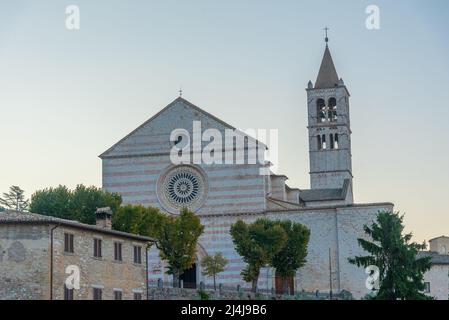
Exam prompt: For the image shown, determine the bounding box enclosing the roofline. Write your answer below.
[428,236,449,242]
[271,174,289,180]
[196,202,395,218]
[99,97,267,159]
[285,184,300,192]
[0,216,154,242]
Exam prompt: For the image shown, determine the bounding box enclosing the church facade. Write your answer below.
[100,44,393,298]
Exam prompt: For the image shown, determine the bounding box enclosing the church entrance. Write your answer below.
[180,264,197,289]
[274,273,294,295]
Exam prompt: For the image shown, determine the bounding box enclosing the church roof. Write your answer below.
[99,97,267,159]
[299,179,350,202]
[314,45,339,89]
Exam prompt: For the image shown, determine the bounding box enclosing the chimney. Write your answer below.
[95,207,113,230]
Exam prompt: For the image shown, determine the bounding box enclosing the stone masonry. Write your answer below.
[0,210,153,300]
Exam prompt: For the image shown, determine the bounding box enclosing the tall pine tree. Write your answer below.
[349,211,432,300]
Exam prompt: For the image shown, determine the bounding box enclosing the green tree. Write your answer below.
[154,207,204,287]
[30,184,122,224]
[70,185,121,224]
[201,253,228,290]
[271,220,310,294]
[112,204,165,237]
[0,186,29,211]
[0,206,5,212]
[348,211,432,300]
[29,185,72,219]
[230,219,287,292]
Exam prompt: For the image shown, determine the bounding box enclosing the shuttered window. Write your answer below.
[64,233,74,253]
[133,246,142,264]
[93,238,102,258]
[114,242,122,261]
[93,288,102,300]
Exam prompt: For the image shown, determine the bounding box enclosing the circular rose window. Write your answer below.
[157,165,208,214]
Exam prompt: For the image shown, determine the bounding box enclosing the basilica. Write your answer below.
[99,42,393,298]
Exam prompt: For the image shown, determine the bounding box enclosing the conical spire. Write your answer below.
[314,45,339,89]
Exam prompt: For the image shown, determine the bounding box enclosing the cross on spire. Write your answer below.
[324,26,329,46]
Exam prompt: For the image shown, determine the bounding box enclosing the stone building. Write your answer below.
[419,236,449,300]
[0,208,153,300]
[100,40,394,298]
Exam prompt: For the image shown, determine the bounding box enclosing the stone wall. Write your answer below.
[0,224,51,300]
[148,287,246,300]
[0,223,148,300]
[51,226,148,300]
[424,265,449,300]
[148,202,394,300]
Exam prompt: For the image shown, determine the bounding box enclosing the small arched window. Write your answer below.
[334,133,339,149]
[321,134,327,149]
[317,135,322,150]
[328,97,337,122]
[317,99,326,123]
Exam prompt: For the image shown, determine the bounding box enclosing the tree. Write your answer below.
[230,219,287,292]
[70,185,122,224]
[154,207,204,287]
[113,205,205,287]
[112,204,165,237]
[29,184,122,224]
[202,253,228,290]
[348,211,432,300]
[29,185,72,219]
[271,220,310,294]
[0,206,5,212]
[0,186,29,211]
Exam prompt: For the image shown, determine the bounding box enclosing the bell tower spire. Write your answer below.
[306,36,354,204]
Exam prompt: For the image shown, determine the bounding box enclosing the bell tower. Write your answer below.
[306,34,353,203]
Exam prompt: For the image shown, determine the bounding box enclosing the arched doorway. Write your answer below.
[180,264,197,289]
[274,272,294,295]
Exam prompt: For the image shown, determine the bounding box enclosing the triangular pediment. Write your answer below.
[100,97,263,159]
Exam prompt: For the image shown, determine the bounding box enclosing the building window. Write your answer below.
[317,99,326,123]
[321,135,327,150]
[114,290,123,300]
[133,292,142,300]
[424,282,430,293]
[64,233,74,253]
[93,238,102,258]
[93,288,102,300]
[134,245,142,264]
[114,242,122,261]
[334,133,339,149]
[328,97,337,122]
[330,134,335,149]
[64,284,74,300]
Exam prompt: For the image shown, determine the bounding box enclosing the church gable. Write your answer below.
[100,97,240,159]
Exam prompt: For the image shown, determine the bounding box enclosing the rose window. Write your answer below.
[157,165,207,213]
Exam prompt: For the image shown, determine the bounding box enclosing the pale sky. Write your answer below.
[0,0,448,243]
